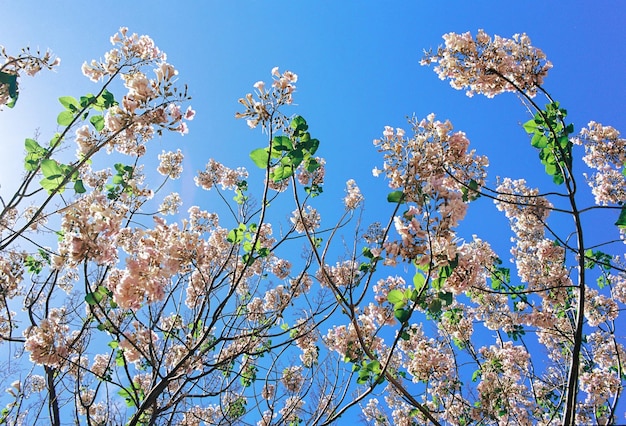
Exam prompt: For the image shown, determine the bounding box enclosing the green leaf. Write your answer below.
[96,90,117,110]
[462,179,481,202]
[74,179,86,194]
[305,157,320,173]
[0,71,18,107]
[85,292,102,305]
[115,350,126,367]
[428,298,442,315]
[616,205,626,228]
[439,291,453,307]
[40,159,64,179]
[304,138,320,156]
[117,388,137,407]
[24,138,47,171]
[557,135,570,149]
[57,110,75,126]
[227,228,243,243]
[80,94,97,108]
[290,116,308,133]
[551,172,564,185]
[250,148,270,169]
[272,135,293,151]
[394,308,410,323]
[387,289,405,306]
[90,115,105,132]
[25,138,42,153]
[59,96,80,112]
[287,148,304,168]
[49,133,62,148]
[24,255,43,274]
[413,271,425,291]
[522,119,538,134]
[271,165,294,182]
[387,191,404,203]
[362,247,373,259]
[531,132,547,149]
[40,174,66,190]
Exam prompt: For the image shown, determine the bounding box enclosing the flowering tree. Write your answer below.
[0,28,625,425]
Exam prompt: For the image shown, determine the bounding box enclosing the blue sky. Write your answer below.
[1,0,626,421]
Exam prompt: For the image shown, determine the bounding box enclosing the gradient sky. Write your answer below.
[1,0,626,420]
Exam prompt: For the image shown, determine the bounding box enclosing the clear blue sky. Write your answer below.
[1,1,626,420]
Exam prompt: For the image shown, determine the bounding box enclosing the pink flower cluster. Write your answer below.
[159,192,182,216]
[292,318,319,367]
[573,121,626,205]
[397,324,454,383]
[80,28,194,157]
[343,179,363,210]
[316,260,360,287]
[281,366,304,392]
[81,27,165,82]
[235,67,298,130]
[119,321,159,366]
[0,250,23,298]
[57,191,128,267]
[0,45,60,108]
[279,396,305,423]
[296,157,325,186]
[473,342,533,422]
[494,178,569,296]
[290,206,321,234]
[107,215,210,310]
[324,305,389,362]
[373,115,488,265]
[444,236,495,294]
[24,308,72,367]
[195,159,248,191]
[421,30,552,98]
[584,288,619,327]
[157,149,185,179]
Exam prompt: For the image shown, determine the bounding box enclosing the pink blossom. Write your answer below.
[422,30,552,98]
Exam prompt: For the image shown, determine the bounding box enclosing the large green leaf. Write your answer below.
[287,148,304,168]
[394,308,410,323]
[387,191,404,203]
[522,118,539,134]
[40,176,65,194]
[90,115,105,132]
[413,271,425,291]
[290,115,308,133]
[59,96,80,112]
[272,135,293,151]
[271,165,294,182]
[531,132,547,148]
[57,110,75,126]
[249,148,270,169]
[387,289,405,306]
[40,159,64,179]
[24,138,47,171]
